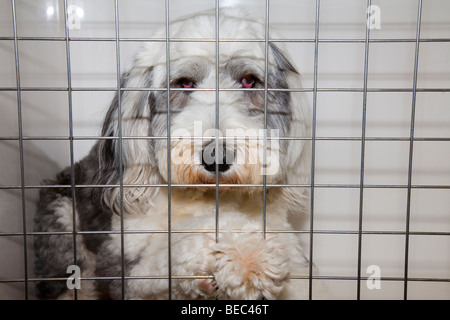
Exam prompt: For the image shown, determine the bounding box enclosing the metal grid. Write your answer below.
[0,0,449,300]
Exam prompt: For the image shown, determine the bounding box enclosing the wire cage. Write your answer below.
[0,0,449,300]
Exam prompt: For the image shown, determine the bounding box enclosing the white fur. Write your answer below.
[109,9,312,299]
[51,9,320,300]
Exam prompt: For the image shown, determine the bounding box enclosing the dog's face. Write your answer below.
[97,10,310,213]
[152,46,287,186]
[147,12,302,187]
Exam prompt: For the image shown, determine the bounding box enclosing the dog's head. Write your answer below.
[95,9,310,215]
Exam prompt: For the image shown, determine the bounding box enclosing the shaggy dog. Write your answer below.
[34,8,312,300]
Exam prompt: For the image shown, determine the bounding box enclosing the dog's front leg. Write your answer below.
[123,231,292,300]
[212,233,290,300]
[104,231,217,300]
[170,232,218,299]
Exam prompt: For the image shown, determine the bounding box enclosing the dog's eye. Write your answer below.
[241,74,256,88]
[180,78,194,89]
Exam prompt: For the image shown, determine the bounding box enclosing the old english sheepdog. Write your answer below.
[34,9,313,300]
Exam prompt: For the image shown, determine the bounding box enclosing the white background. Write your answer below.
[0,0,449,299]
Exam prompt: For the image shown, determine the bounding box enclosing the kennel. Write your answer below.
[0,0,449,300]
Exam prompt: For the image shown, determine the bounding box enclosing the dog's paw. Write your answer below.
[197,277,218,296]
[212,235,290,300]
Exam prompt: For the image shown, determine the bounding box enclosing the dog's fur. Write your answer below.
[34,9,312,300]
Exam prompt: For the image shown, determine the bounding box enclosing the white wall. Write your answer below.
[0,0,449,299]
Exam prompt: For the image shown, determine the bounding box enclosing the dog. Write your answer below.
[34,8,312,300]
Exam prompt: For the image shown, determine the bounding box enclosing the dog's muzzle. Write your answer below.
[201,141,235,173]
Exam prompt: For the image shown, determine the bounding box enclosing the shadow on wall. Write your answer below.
[0,139,62,299]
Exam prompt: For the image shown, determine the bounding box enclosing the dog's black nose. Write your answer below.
[201,144,232,173]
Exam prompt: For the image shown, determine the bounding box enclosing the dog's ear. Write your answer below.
[269,43,298,74]
[94,65,160,215]
[269,43,311,215]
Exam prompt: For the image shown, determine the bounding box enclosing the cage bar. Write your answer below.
[404,0,423,301]
[356,0,372,300]
[112,0,126,300]
[308,0,320,301]
[10,0,29,300]
[0,0,448,301]
[164,0,173,300]
[215,0,220,244]
[62,0,78,301]
[1,36,449,44]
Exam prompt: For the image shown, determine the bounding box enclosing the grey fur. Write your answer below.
[34,33,300,301]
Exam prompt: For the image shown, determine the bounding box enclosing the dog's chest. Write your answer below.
[120,189,284,232]
[170,190,263,220]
